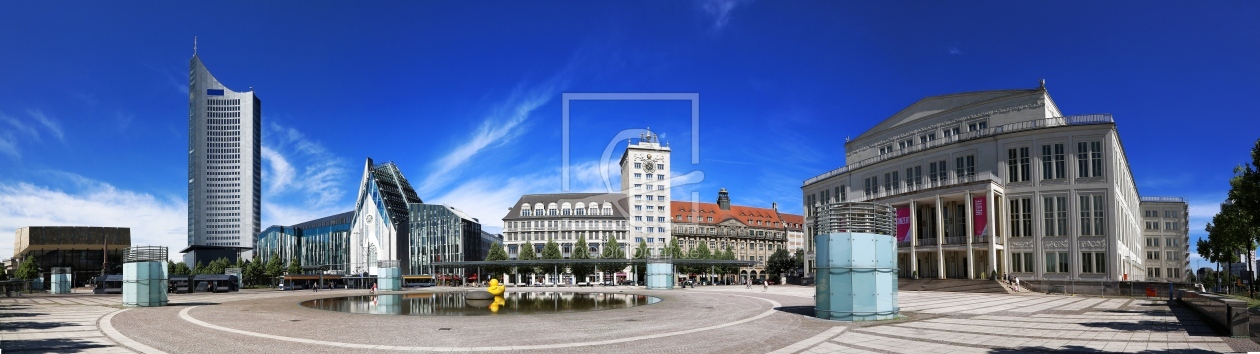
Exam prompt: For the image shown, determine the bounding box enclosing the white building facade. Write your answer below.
[501,193,630,284]
[621,130,672,257]
[1140,197,1190,283]
[348,158,423,276]
[803,86,1146,282]
[186,54,261,257]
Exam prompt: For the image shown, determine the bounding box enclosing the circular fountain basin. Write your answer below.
[300,291,662,316]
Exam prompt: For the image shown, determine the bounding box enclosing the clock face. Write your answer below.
[644,161,655,173]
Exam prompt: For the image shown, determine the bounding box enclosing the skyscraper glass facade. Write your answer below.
[256,212,352,272]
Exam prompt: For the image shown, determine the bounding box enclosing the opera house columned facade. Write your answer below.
[803,84,1152,282]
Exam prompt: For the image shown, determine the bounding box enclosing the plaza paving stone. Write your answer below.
[2,285,1258,353]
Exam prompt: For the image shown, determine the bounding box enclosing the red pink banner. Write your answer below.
[896,207,911,241]
[973,196,987,238]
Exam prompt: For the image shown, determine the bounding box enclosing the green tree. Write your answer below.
[264,256,283,282]
[793,249,805,276]
[484,242,509,279]
[632,240,649,281]
[245,254,264,286]
[765,248,793,281]
[207,257,230,275]
[519,241,537,283]
[542,239,563,284]
[0,264,7,279]
[171,262,191,275]
[287,256,302,275]
[599,235,627,278]
[721,245,738,281]
[192,261,205,275]
[570,235,595,284]
[667,238,683,259]
[15,257,38,280]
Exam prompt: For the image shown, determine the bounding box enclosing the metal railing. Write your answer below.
[804,114,1113,187]
[919,238,937,246]
[944,236,967,245]
[123,246,168,263]
[1139,196,1186,203]
[842,171,1002,203]
[812,202,895,235]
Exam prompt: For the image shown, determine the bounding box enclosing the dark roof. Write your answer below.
[851,88,1042,142]
[501,193,630,221]
[292,211,354,229]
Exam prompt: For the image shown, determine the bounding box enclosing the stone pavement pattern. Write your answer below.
[1,286,1255,353]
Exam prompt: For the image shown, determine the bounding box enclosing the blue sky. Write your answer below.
[0,2,1256,263]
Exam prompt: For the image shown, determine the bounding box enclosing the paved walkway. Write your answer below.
[1,286,1254,353]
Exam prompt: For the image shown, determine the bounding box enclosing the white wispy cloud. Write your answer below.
[27,110,64,143]
[700,0,750,30]
[0,135,17,159]
[260,121,350,226]
[0,175,187,261]
[428,159,617,230]
[948,47,962,55]
[0,109,69,159]
[416,83,562,196]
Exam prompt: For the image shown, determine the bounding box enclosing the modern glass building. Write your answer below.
[406,204,486,276]
[12,227,130,287]
[256,212,352,272]
[186,51,262,266]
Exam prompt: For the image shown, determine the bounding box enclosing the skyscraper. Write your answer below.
[184,52,261,266]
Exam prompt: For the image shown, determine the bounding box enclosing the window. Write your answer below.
[891,171,900,193]
[634,163,641,169]
[657,175,665,181]
[1077,141,1104,178]
[922,133,936,144]
[1166,251,1178,261]
[943,126,960,138]
[1082,253,1094,273]
[1041,143,1066,180]
[658,163,665,171]
[864,176,877,197]
[905,166,922,189]
[1079,194,1105,236]
[1146,238,1159,247]
[1079,252,1106,273]
[1147,251,1160,260]
[634,173,642,180]
[634,184,642,190]
[955,155,975,178]
[634,195,642,200]
[1009,198,1032,237]
[836,186,846,202]
[968,121,987,132]
[1007,147,1030,183]
[1043,196,1067,237]
[1045,252,1068,273]
[1013,252,1034,273]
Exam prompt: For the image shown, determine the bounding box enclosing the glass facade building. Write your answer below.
[256,212,352,272]
[406,204,485,276]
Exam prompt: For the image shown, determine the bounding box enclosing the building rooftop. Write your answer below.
[502,193,630,220]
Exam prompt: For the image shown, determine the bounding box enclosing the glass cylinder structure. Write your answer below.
[814,202,899,321]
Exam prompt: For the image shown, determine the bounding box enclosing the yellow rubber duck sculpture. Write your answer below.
[487,279,506,296]
[489,296,506,313]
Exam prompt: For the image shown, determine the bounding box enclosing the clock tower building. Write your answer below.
[619,128,672,258]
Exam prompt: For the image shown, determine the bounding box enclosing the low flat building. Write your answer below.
[256,211,353,272]
[12,226,130,287]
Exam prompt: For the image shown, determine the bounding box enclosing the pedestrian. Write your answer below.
[762,281,768,292]
[371,283,377,294]
[1015,277,1021,291]
[746,280,751,289]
